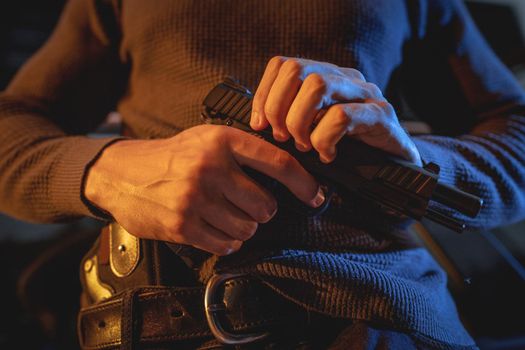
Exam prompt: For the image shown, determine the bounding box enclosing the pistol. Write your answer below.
[201,79,483,233]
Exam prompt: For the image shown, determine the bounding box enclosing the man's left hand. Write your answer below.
[250,57,422,166]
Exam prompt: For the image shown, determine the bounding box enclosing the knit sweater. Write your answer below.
[1,0,525,348]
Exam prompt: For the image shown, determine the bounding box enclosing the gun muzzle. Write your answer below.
[432,183,483,218]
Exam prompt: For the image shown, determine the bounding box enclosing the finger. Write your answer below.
[312,109,327,124]
[331,80,383,102]
[286,76,381,151]
[310,104,355,163]
[230,131,324,207]
[311,103,383,163]
[264,59,306,141]
[251,56,286,131]
[285,73,331,151]
[200,195,260,241]
[189,218,243,256]
[222,168,277,223]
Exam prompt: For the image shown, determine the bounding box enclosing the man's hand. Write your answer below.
[84,125,323,255]
[250,56,422,165]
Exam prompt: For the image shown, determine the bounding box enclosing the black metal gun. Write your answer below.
[202,79,483,232]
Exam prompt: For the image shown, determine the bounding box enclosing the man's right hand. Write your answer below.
[84,125,323,255]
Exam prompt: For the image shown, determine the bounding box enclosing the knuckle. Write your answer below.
[285,118,302,135]
[272,150,294,172]
[362,82,382,99]
[311,134,331,154]
[208,125,229,144]
[281,58,304,77]
[348,68,366,81]
[377,100,395,115]
[371,120,384,130]
[263,104,280,122]
[304,73,328,95]
[331,105,350,127]
[269,55,286,68]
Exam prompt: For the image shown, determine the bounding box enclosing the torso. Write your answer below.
[116,0,412,138]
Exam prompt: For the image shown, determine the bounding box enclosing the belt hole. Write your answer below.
[98,320,106,329]
[170,308,184,318]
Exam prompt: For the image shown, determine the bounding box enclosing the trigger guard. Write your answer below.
[291,183,335,217]
[269,179,335,218]
[241,167,335,218]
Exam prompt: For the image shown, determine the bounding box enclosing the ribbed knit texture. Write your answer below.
[1,0,525,348]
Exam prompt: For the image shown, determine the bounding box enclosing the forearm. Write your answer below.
[414,113,525,229]
[0,0,125,223]
[395,0,525,230]
[0,101,122,222]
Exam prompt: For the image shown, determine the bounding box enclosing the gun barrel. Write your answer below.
[432,183,483,218]
[425,208,466,233]
[202,80,485,232]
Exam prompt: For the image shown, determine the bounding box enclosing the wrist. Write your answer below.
[83,139,133,217]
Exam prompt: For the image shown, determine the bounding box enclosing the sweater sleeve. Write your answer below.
[0,0,126,223]
[403,0,525,230]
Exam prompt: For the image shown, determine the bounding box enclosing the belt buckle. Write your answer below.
[204,273,270,345]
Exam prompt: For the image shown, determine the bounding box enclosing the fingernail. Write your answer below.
[310,186,325,208]
[225,243,240,255]
[232,240,243,252]
[264,206,278,222]
[274,131,288,142]
[320,153,335,164]
[295,142,309,152]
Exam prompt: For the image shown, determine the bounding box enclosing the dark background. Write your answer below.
[0,1,524,349]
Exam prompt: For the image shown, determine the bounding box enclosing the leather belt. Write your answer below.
[78,276,309,349]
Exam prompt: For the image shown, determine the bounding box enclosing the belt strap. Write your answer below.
[120,289,139,350]
[78,279,307,349]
